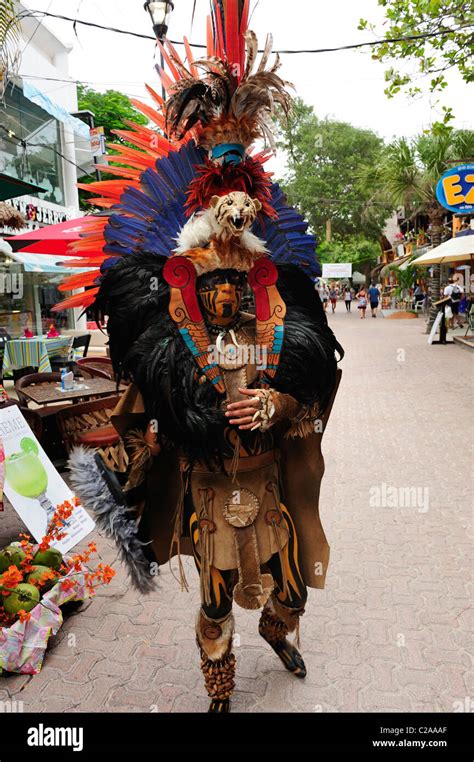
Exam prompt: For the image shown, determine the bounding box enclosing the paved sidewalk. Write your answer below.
[1,307,472,712]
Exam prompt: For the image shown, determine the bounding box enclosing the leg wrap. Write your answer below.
[259,594,305,648]
[196,608,236,701]
[258,595,307,678]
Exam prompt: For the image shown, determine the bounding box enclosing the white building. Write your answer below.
[0,4,93,336]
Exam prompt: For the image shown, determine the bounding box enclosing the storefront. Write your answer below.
[0,197,86,337]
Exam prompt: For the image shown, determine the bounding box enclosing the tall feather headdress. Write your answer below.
[161,6,293,153]
[52,0,320,313]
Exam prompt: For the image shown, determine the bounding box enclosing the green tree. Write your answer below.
[276,99,392,264]
[358,1,474,126]
[76,85,149,209]
[317,237,380,269]
[366,128,474,326]
[77,85,148,142]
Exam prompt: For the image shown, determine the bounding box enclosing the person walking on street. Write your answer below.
[321,284,329,311]
[444,278,464,328]
[329,285,338,313]
[343,287,352,312]
[368,283,380,318]
[356,287,367,318]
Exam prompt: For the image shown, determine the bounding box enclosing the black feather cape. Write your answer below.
[94,252,343,463]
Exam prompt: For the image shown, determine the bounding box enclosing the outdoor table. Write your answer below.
[18,378,124,405]
[2,336,73,375]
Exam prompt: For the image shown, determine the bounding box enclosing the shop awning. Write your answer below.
[7,250,94,274]
[0,172,46,201]
[370,262,385,279]
[22,82,90,140]
[410,232,474,266]
[379,253,414,277]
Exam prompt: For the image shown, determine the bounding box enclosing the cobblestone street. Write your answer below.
[1,308,472,713]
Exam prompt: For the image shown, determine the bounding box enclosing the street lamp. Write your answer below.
[144,0,174,41]
[144,0,174,101]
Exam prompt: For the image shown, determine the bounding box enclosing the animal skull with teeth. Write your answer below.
[210,191,261,236]
[174,191,267,261]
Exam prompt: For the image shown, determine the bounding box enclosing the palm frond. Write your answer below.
[0,0,21,98]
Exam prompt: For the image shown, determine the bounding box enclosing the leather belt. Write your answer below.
[180,448,277,474]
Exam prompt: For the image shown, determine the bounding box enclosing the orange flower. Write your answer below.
[17,609,31,623]
[30,569,57,589]
[0,566,23,589]
[60,578,77,592]
[97,563,115,585]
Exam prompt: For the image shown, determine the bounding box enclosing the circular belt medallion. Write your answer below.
[223,488,260,528]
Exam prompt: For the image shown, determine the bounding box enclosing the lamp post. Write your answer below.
[144,0,175,101]
[144,0,174,39]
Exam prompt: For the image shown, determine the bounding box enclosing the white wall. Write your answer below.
[18,5,77,111]
[17,6,80,213]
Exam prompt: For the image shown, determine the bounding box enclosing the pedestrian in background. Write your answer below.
[321,284,329,311]
[356,287,367,318]
[444,277,464,328]
[368,283,381,318]
[343,287,352,312]
[329,285,338,313]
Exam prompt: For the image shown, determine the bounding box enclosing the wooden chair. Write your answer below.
[75,356,114,380]
[20,406,44,441]
[15,372,65,411]
[57,395,128,472]
[0,329,11,383]
[50,334,91,373]
[0,398,44,446]
[14,373,71,462]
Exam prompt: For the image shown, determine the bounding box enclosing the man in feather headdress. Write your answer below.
[66,0,343,713]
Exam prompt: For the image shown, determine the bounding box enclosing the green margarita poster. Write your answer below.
[0,406,95,553]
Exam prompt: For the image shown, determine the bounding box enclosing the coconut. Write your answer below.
[27,565,60,592]
[3,583,40,615]
[33,547,63,570]
[0,545,26,572]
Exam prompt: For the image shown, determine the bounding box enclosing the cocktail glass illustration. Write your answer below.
[5,438,56,530]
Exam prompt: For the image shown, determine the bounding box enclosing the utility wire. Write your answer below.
[24,9,472,54]
[20,0,55,56]
[0,123,95,176]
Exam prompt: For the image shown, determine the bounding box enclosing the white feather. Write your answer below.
[174,201,268,255]
[174,210,221,253]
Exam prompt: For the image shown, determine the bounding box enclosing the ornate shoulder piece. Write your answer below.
[247,258,286,386]
[163,256,225,394]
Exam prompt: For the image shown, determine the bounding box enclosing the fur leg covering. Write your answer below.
[259,595,307,678]
[68,446,157,594]
[196,608,236,702]
[196,608,235,661]
[259,594,306,649]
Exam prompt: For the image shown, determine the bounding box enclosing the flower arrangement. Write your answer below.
[0,498,114,674]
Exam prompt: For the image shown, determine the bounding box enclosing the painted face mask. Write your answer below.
[197,269,245,324]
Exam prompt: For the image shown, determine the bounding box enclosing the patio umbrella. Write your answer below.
[410,231,474,266]
[4,215,100,254]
